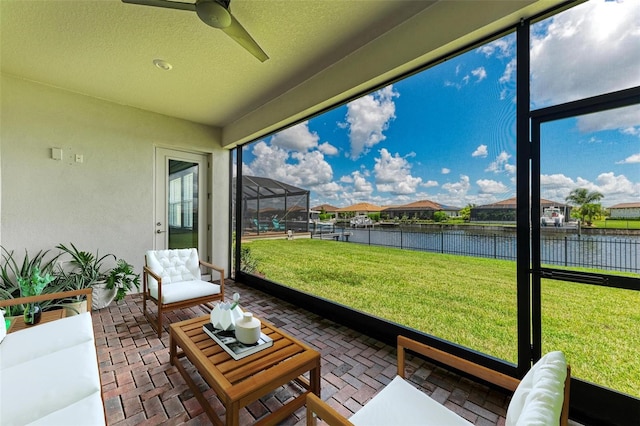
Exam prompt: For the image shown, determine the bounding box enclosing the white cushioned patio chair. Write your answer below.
[307,335,571,426]
[143,248,224,337]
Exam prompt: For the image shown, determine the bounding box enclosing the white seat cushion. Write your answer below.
[349,375,473,426]
[0,312,94,370]
[27,392,105,426]
[150,280,221,304]
[0,313,104,426]
[506,351,567,426]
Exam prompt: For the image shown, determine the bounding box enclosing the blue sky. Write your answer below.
[243,0,639,209]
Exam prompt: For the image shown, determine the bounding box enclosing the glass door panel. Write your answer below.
[154,148,208,256]
[168,160,199,249]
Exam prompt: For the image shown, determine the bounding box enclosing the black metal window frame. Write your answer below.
[530,85,640,425]
[230,6,640,425]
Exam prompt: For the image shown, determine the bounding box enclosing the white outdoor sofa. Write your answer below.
[0,289,106,426]
[307,335,571,426]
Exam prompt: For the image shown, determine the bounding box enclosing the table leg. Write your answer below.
[310,362,321,396]
[169,330,176,366]
[226,401,240,426]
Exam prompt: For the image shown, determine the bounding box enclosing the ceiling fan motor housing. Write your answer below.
[196,0,232,29]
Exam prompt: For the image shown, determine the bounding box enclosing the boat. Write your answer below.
[541,207,565,227]
[350,215,373,228]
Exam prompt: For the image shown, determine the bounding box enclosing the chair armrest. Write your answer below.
[143,265,162,283]
[306,393,353,426]
[0,288,93,312]
[199,260,224,279]
[397,336,520,391]
[199,261,224,296]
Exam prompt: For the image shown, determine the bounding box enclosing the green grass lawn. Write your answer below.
[594,219,640,229]
[245,238,640,397]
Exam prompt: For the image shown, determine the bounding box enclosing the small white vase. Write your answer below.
[210,303,243,330]
[235,312,261,345]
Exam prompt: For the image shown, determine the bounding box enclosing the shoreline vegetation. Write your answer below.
[244,238,640,397]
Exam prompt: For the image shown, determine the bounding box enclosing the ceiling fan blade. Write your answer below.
[121,0,196,12]
[222,14,269,62]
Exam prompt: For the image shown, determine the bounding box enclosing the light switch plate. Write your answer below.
[51,148,63,160]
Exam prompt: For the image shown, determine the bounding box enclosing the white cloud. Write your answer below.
[504,164,517,175]
[540,172,640,206]
[289,151,334,186]
[442,175,471,197]
[477,38,513,58]
[313,181,345,199]
[373,148,423,195]
[485,151,514,174]
[271,121,318,151]
[541,173,576,187]
[472,144,488,158]
[616,153,640,164]
[243,141,288,178]
[471,67,487,82]
[350,171,374,197]
[421,180,439,188]
[445,65,488,89]
[476,34,516,100]
[243,140,334,190]
[444,80,462,90]
[476,179,508,194]
[318,142,339,156]
[594,172,639,200]
[344,85,399,159]
[530,0,640,111]
[441,168,450,174]
[577,105,640,135]
[499,58,516,84]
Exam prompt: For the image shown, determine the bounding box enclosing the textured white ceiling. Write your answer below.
[0,0,567,146]
[1,1,431,125]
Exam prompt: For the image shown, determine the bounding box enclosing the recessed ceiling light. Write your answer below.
[153,59,173,71]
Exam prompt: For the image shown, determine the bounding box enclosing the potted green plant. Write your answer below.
[56,243,117,310]
[17,266,55,325]
[0,247,62,317]
[106,259,140,302]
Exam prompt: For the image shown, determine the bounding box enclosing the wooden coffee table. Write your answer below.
[169,315,321,426]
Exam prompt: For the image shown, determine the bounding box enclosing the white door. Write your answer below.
[154,148,209,256]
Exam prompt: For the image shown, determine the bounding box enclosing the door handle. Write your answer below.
[156,229,166,234]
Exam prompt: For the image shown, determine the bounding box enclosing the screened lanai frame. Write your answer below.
[235,176,310,235]
[530,86,640,425]
[231,3,639,425]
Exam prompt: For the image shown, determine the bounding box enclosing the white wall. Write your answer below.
[0,75,229,279]
[610,207,640,219]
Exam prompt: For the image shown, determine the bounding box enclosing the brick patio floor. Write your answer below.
[93,280,514,425]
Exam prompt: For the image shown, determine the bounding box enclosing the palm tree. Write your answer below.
[565,188,604,224]
[581,203,603,225]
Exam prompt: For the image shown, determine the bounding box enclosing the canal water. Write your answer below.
[316,226,639,274]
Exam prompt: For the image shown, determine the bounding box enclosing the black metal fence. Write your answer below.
[312,227,639,273]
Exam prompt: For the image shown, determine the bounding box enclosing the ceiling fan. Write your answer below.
[121,0,269,62]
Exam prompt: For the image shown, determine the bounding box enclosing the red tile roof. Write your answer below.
[335,202,383,212]
[609,202,640,209]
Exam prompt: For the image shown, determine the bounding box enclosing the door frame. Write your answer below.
[154,147,210,259]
